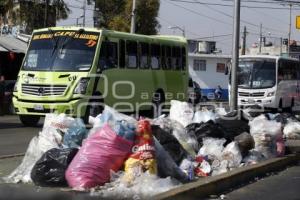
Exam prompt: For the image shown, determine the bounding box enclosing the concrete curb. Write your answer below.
[154,153,300,200]
[0,153,25,160]
[285,140,300,154]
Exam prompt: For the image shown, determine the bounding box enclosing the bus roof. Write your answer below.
[33,26,187,44]
[239,55,299,61]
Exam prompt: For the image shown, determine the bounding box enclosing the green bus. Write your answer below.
[13,27,188,126]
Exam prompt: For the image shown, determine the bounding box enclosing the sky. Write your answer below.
[58,0,300,54]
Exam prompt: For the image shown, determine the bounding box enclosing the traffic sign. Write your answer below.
[296,16,300,29]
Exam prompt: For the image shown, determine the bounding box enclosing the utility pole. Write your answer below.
[230,0,241,112]
[83,0,86,27]
[288,3,292,57]
[242,26,247,55]
[44,0,49,27]
[130,0,137,33]
[259,23,262,54]
[280,37,283,55]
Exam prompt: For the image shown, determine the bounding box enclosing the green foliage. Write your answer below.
[94,0,160,35]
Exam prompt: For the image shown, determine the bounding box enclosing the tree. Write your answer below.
[0,0,70,34]
[94,0,160,35]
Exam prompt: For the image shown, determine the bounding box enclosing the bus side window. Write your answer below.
[161,45,166,69]
[166,46,172,70]
[126,40,138,68]
[151,44,160,69]
[172,46,181,70]
[119,39,125,68]
[182,47,186,70]
[99,41,118,70]
[139,42,149,69]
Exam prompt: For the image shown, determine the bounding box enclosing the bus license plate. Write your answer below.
[34,104,44,111]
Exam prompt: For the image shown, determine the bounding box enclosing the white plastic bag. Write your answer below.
[249,115,282,159]
[283,121,300,139]
[198,137,226,160]
[4,128,62,183]
[193,110,216,123]
[221,141,242,169]
[43,113,75,133]
[169,100,194,127]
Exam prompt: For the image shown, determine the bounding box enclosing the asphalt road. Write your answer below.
[0,115,43,157]
[223,164,300,200]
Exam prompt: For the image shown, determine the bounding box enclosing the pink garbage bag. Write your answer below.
[65,124,133,189]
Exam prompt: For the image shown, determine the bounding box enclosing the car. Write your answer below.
[188,78,201,105]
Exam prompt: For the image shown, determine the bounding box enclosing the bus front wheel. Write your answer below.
[19,115,40,127]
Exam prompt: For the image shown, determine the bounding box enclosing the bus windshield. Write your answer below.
[238,59,276,89]
[22,31,99,72]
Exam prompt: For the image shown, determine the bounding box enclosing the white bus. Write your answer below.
[230,55,300,111]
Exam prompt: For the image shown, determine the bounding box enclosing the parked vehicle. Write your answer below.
[13,27,189,126]
[228,55,300,111]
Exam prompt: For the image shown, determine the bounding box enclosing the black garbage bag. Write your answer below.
[234,132,255,157]
[31,148,78,187]
[186,120,229,147]
[152,125,187,165]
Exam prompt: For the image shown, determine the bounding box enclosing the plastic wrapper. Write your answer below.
[249,115,282,159]
[65,124,133,189]
[283,121,300,140]
[198,137,226,161]
[31,148,78,186]
[179,158,195,180]
[63,118,88,149]
[185,121,227,147]
[194,156,211,177]
[221,142,242,168]
[90,105,137,135]
[193,110,217,123]
[172,121,197,157]
[124,120,157,184]
[234,132,255,157]
[4,128,63,183]
[152,125,187,165]
[154,138,189,183]
[90,172,181,199]
[242,150,266,165]
[43,113,75,133]
[169,100,194,127]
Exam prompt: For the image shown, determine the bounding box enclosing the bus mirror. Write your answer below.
[225,61,231,75]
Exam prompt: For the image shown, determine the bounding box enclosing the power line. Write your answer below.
[170,0,300,10]
[169,0,287,34]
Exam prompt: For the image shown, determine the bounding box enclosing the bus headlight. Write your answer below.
[74,78,90,94]
[267,91,275,97]
[14,78,19,92]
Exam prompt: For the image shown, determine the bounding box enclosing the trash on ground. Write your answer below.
[283,121,300,140]
[193,110,217,123]
[65,123,134,189]
[169,100,194,127]
[31,148,78,187]
[234,132,255,157]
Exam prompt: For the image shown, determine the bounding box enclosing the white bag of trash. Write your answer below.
[221,141,242,168]
[283,121,300,139]
[193,110,217,123]
[43,113,75,133]
[4,128,63,183]
[249,115,282,159]
[169,100,194,127]
[198,137,226,161]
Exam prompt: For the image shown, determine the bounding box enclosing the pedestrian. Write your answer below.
[214,85,222,100]
[0,65,5,115]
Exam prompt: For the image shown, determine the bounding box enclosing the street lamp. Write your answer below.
[168,26,185,37]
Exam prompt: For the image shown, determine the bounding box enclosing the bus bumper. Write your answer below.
[12,97,88,118]
[238,96,277,109]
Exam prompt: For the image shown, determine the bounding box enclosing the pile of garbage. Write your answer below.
[3,100,300,199]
